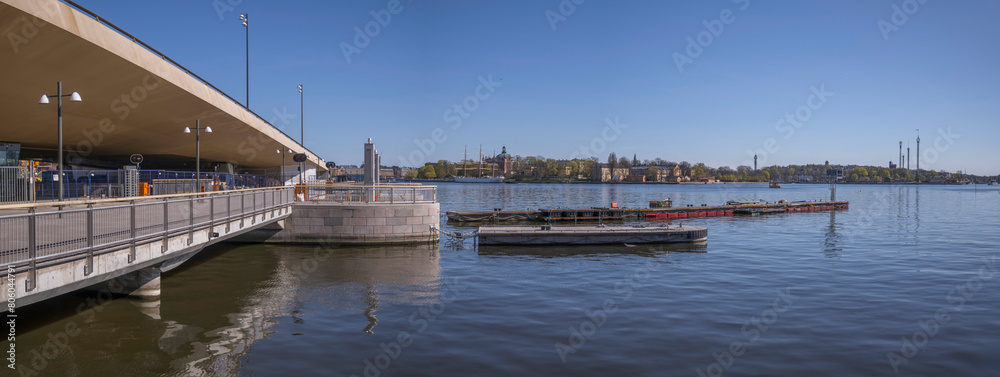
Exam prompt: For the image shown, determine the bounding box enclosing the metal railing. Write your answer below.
[0,166,31,203]
[0,168,280,203]
[59,0,321,160]
[302,185,436,204]
[0,187,294,292]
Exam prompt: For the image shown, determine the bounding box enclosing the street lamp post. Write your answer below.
[184,120,212,193]
[240,13,250,108]
[298,84,304,185]
[277,147,293,185]
[39,82,82,201]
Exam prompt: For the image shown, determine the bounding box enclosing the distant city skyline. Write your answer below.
[77,1,1000,175]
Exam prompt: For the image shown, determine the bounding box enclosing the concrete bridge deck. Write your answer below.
[1,187,294,307]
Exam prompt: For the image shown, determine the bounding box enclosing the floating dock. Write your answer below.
[477,224,708,245]
[448,200,848,223]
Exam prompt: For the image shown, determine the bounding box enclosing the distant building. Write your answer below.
[797,175,814,182]
[699,177,716,183]
[485,146,513,178]
[591,164,629,182]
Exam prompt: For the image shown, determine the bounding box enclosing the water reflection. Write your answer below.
[824,210,842,257]
[14,243,441,377]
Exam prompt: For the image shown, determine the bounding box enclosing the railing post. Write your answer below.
[240,191,245,228]
[271,189,275,218]
[209,195,215,239]
[252,191,257,224]
[188,196,194,244]
[390,187,394,204]
[129,200,136,263]
[226,191,231,232]
[162,197,169,253]
[413,188,416,204]
[85,204,94,275]
[25,208,37,292]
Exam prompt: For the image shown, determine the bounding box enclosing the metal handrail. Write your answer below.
[300,185,437,204]
[1,188,294,292]
[59,0,322,160]
[0,186,286,212]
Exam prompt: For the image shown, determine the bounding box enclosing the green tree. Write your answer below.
[645,166,659,182]
[567,160,580,178]
[878,168,891,181]
[417,165,436,179]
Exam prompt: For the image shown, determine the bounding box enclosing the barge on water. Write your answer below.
[477,224,708,245]
[447,200,849,223]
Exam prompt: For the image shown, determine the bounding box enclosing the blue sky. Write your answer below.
[74,0,999,175]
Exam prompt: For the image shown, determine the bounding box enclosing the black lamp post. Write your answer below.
[39,82,82,201]
[184,121,212,192]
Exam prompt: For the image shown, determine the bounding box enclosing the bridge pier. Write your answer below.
[89,266,162,301]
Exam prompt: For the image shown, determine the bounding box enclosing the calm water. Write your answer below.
[12,183,1000,376]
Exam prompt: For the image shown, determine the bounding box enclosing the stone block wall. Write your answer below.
[259,202,439,244]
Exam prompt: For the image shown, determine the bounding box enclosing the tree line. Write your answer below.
[407,152,976,183]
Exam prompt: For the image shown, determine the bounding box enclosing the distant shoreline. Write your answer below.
[398,179,981,185]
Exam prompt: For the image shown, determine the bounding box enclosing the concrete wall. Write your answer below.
[251,202,440,245]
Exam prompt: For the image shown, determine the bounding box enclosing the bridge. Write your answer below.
[1,187,294,307]
[0,0,442,311]
[0,0,326,172]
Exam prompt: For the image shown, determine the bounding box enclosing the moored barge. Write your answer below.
[477,224,708,245]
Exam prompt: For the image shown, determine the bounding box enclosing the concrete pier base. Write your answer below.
[237,202,440,245]
[89,266,162,301]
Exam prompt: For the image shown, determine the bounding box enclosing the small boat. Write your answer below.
[477,224,707,245]
[769,182,781,188]
[989,180,999,186]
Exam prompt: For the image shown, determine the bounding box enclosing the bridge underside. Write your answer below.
[3,188,294,308]
[0,0,325,171]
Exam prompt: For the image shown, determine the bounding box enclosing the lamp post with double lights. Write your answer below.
[184,121,212,193]
[277,147,293,185]
[38,82,82,201]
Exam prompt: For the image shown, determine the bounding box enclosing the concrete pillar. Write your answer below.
[91,266,162,301]
[364,139,378,186]
[128,267,162,300]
